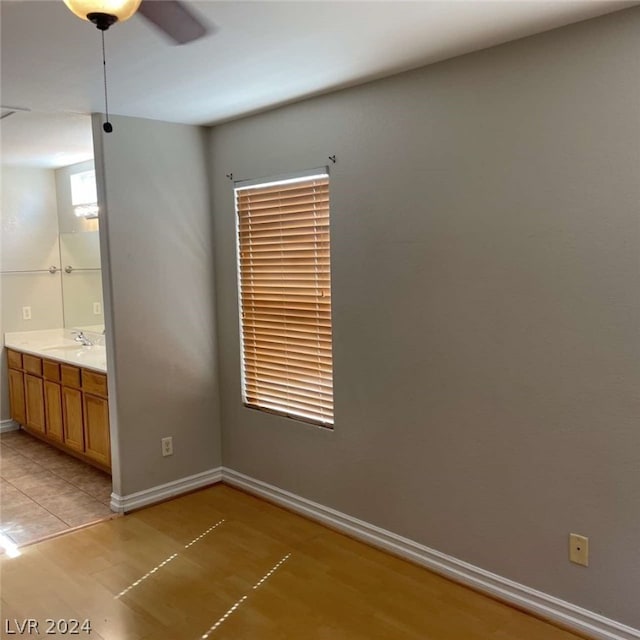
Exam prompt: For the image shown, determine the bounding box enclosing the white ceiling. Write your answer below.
[1,0,636,167]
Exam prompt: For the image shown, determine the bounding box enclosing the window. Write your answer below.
[70,170,98,219]
[235,170,334,427]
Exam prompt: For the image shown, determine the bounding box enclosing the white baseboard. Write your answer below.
[0,419,20,433]
[111,467,222,513]
[222,467,640,640]
[105,465,638,639]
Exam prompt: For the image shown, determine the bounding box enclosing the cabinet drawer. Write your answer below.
[82,370,108,397]
[7,349,22,370]
[61,364,81,389]
[43,359,61,382]
[23,354,42,376]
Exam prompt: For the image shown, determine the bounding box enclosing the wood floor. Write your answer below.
[0,484,584,640]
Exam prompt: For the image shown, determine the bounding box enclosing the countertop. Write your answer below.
[5,329,108,373]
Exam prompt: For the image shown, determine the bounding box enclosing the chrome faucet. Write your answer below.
[72,331,93,346]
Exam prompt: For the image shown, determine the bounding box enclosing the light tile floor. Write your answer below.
[0,429,115,546]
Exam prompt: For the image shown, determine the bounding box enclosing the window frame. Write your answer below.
[234,168,334,428]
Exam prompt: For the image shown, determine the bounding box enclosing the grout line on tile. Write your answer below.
[0,430,114,546]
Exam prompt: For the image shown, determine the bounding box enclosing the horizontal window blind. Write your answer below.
[236,174,334,427]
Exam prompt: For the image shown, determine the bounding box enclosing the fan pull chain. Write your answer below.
[101,30,113,133]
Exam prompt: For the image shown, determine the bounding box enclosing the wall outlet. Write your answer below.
[161,436,173,457]
[569,533,589,566]
[93,302,102,315]
[22,306,32,320]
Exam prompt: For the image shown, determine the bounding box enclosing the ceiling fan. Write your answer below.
[63,0,211,45]
[63,1,211,133]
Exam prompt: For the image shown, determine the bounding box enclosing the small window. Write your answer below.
[70,170,98,218]
[235,171,334,427]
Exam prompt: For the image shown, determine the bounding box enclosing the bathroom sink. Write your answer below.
[41,344,90,351]
[37,344,107,370]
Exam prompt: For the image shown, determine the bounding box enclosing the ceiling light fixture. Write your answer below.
[63,0,142,30]
[63,1,142,133]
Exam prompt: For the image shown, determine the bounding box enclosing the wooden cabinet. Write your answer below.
[43,360,63,443]
[62,386,85,453]
[61,363,81,388]
[60,364,84,453]
[7,349,23,370]
[23,353,42,376]
[25,373,46,434]
[44,380,64,443]
[84,393,110,467]
[6,348,110,473]
[8,366,26,426]
[81,368,109,466]
[82,370,108,397]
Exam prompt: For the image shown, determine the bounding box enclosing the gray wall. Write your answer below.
[209,8,640,628]
[92,115,221,496]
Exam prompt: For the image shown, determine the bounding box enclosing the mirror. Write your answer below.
[0,111,103,334]
[59,231,104,331]
[55,159,104,333]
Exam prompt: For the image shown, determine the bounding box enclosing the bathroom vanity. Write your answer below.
[5,330,110,473]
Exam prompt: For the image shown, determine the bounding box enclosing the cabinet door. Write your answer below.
[44,381,64,443]
[83,393,111,468]
[62,386,84,453]
[25,374,45,434]
[8,368,26,426]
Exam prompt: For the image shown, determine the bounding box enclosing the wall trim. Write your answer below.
[222,467,639,640]
[0,419,20,433]
[110,467,222,513]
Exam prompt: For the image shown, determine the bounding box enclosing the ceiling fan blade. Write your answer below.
[138,1,210,45]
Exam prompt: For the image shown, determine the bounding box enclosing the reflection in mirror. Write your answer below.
[55,160,104,333]
[0,111,103,334]
[59,231,104,331]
